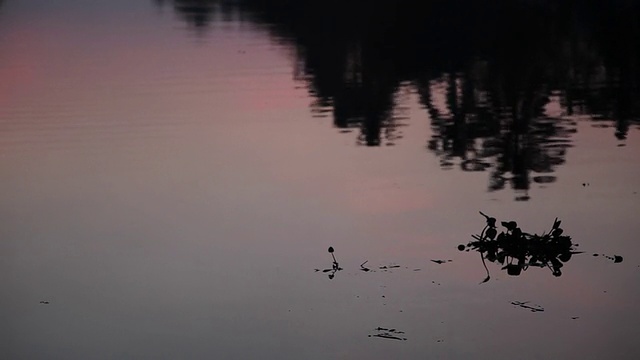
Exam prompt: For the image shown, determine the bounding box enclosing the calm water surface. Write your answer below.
[1,1,639,359]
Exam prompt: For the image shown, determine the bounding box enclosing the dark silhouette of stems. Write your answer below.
[478,224,491,284]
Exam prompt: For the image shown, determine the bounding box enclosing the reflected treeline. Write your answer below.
[155,0,215,29]
[159,0,640,196]
[155,0,241,30]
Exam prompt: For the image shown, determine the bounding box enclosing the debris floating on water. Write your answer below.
[379,264,401,270]
[511,301,544,312]
[360,261,371,272]
[431,259,452,264]
[595,253,624,263]
[369,327,407,341]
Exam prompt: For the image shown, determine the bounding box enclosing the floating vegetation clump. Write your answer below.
[458,212,582,283]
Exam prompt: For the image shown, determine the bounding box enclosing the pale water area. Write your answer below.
[1,1,639,359]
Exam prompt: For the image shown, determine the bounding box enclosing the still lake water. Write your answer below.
[1,1,639,359]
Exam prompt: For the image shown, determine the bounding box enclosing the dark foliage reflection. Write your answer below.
[158,0,640,197]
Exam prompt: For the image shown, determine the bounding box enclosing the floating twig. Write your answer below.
[511,301,544,312]
[369,327,407,341]
[360,260,371,272]
[430,259,451,264]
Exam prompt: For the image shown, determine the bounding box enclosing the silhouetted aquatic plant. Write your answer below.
[315,246,343,279]
[328,246,337,263]
[458,212,582,283]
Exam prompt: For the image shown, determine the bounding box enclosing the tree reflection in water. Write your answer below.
[158,0,640,198]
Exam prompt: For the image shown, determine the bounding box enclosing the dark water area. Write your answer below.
[1,1,639,359]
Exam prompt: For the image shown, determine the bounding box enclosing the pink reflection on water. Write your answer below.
[346,179,434,215]
[0,29,39,106]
